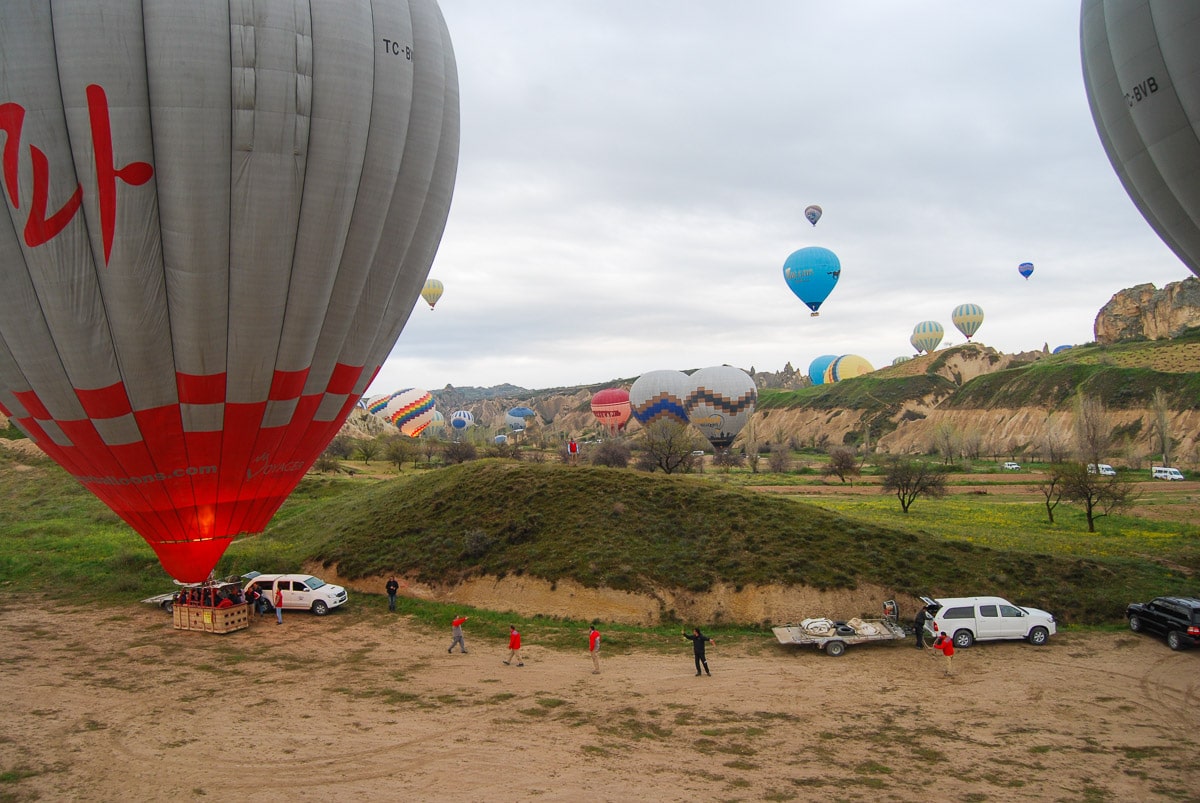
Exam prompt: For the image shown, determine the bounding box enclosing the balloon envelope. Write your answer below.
[629,370,691,427]
[911,321,945,353]
[0,1,459,582]
[590,388,631,434]
[824,355,874,383]
[421,278,444,310]
[782,247,841,315]
[1052,344,1073,354]
[685,366,757,450]
[450,410,474,430]
[368,388,435,438]
[808,354,837,386]
[1082,1,1200,278]
[892,356,911,366]
[428,410,446,431]
[804,204,823,226]
[951,304,985,341]
[1018,262,1034,279]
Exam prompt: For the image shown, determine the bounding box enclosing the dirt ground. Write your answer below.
[1,600,1197,802]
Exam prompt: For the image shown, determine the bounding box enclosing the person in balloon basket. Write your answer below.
[274,586,284,625]
[449,615,469,654]
[930,632,954,675]
[504,625,524,666]
[386,576,400,612]
[683,628,714,676]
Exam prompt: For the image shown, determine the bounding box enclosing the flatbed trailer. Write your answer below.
[772,600,906,657]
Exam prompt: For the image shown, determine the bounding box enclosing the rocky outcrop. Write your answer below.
[1094,277,1200,343]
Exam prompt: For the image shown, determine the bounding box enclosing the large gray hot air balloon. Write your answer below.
[685,366,757,451]
[0,1,458,582]
[1081,1,1200,277]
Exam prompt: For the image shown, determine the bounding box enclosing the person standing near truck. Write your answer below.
[913,606,930,649]
[683,628,714,676]
[274,586,284,625]
[931,632,954,675]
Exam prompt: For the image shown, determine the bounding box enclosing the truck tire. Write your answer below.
[825,640,846,657]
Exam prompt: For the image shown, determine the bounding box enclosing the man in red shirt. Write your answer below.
[504,625,524,666]
[588,626,601,674]
[931,632,954,675]
[448,615,469,654]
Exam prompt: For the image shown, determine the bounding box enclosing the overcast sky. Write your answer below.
[369,1,1190,395]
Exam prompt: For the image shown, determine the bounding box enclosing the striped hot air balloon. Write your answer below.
[951,304,984,341]
[911,321,945,354]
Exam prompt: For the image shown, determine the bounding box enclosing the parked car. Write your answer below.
[1151,466,1185,481]
[920,595,1056,648]
[1126,597,1200,650]
[242,572,349,616]
[1002,462,1021,471]
[1087,463,1116,476]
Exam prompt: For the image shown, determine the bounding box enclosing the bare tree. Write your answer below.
[931,422,959,465]
[961,427,984,461]
[1058,462,1138,532]
[766,433,790,473]
[355,438,382,464]
[1073,394,1113,468]
[743,417,761,474]
[712,449,746,471]
[823,447,860,485]
[1148,388,1174,468]
[1042,429,1070,464]
[1037,466,1065,524]
[385,436,416,471]
[635,420,697,474]
[591,438,632,468]
[420,436,442,464]
[443,440,477,464]
[881,458,948,513]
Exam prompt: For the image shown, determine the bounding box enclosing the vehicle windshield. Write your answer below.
[303,577,326,591]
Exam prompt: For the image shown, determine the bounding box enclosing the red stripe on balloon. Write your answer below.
[176,372,226,405]
[75,382,132,419]
[269,368,309,400]
[327,362,362,395]
[12,389,50,420]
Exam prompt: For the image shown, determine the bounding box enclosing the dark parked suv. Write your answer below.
[1126,597,1200,651]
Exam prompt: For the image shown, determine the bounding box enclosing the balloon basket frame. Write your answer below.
[173,602,251,634]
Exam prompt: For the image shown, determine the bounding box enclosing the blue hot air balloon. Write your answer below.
[1018,262,1034,280]
[783,247,841,316]
[808,355,837,386]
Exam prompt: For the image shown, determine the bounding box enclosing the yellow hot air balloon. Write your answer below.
[421,278,444,311]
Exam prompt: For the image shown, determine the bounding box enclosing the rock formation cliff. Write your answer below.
[1094,277,1200,343]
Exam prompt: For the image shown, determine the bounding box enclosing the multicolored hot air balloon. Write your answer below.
[629,370,691,427]
[911,321,945,353]
[590,388,631,435]
[421,278,444,310]
[367,388,435,437]
[808,355,837,386]
[804,204,823,227]
[783,247,841,316]
[685,366,757,450]
[449,410,474,430]
[1018,262,1034,280]
[0,1,459,583]
[951,304,985,341]
[823,355,874,383]
[1082,1,1200,278]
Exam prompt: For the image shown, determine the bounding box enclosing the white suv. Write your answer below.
[920,595,1056,648]
[1002,462,1021,471]
[243,572,349,616]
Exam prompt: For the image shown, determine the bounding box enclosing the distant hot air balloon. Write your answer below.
[804,204,823,227]
[782,247,841,316]
[590,388,631,435]
[494,434,508,445]
[951,304,985,341]
[505,406,536,432]
[1052,344,1074,354]
[911,321,945,353]
[823,355,874,383]
[1082,1,1200,278]
[0,1,459,583]
[428,410,446,432]
[421,278,444,311]
[808,355,837,386]
[629,370,691,427]
[449,410,474,431]
[685,366,757,450]
[1018,262,1034,280]
[909,332,923,353]
[367,389,435,437]
[892,356,911,366]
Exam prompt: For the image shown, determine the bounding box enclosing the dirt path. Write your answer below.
[1,601,1196,801]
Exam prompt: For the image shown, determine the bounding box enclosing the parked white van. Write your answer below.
[920,595,1056,648]
[1152,466,1185,481]
[1087,463,1116,476]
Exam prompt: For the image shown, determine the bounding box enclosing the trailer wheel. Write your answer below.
[825,640,846,657]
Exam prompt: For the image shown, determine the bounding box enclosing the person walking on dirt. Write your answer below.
[914,606,930,649]
[683,628,714,676]
[449,615,469,653]
[504,625,524,666]
[931,632,954,675]
[588,625,601,674]
[386,576,399,612]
